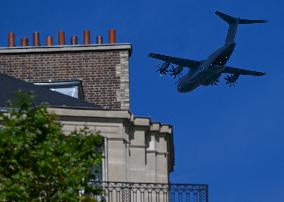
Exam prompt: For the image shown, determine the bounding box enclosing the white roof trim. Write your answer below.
[0,43,132,54]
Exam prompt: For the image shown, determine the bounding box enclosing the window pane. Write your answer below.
[34,80,84,100]
[50,86,79,98]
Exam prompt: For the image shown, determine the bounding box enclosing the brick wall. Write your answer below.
[0,45,131,110]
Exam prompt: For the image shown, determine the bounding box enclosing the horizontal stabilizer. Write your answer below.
[238,19,267,24]
[215,11,267,24]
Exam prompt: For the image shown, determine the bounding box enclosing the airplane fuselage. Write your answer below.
[177,43,236,92]
[150,11,266,93]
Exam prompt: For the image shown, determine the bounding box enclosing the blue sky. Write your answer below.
[0,0,283,201]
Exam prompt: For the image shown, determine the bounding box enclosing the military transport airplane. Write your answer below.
[149,11,267,92]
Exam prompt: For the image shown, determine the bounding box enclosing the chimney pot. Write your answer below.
[8,32,15,47]
[58,31,65,45]
[108,29,116,43]
[21,37,29,46]
[83,30,91,45]
[46,36,53,46]
[33,32,40,46]
[71,36,78,45]
[96,35,104,44]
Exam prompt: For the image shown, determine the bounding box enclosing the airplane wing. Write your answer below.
[215,65,266,76]
[149,53,200,68]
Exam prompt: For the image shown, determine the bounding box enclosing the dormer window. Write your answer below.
[34,80,84,100]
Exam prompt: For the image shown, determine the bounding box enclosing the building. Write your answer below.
[0,30,208,201]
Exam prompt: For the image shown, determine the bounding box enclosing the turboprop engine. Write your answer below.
[170,65,183,78]
[156,62,170,76]
[225,73,240,86]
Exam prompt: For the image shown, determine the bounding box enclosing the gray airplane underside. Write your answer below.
[149,11,267,92]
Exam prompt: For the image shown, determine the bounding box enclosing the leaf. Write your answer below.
[0,92,103,201]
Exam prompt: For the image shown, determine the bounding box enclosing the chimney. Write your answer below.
[21,37,29,46]
[96,35,104,44]
[71,36,78,45]
[33,32,40,46]
[83,30,91,45]
[108,29,116,43]
[8,32,15,47]
[58,31,65,45]
[46,36,53,46]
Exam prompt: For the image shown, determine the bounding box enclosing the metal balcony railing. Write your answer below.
[88,181,208,202]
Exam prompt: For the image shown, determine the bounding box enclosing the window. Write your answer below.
[34,80,84,100]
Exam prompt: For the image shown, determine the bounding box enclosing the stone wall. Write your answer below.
[49,108,174,183]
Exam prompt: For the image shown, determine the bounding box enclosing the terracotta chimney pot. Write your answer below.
[33,32,40,46]
[8,32,15,47]
[96,35,104,44]
[71,35,78,45]
[58,31,65,45]
[46,36,53,46]
[21,37,29,46]
[83,30,91,45]
[108,29,116,43]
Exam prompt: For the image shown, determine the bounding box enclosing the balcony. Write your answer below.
[88,181,208,202]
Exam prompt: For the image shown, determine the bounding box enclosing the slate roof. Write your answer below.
[0,73,101,109]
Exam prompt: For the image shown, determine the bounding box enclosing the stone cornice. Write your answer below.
[48,107,173,134]
[0,43,132,55]
[48,108,131,119]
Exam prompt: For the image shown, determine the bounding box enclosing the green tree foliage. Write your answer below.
[0,92,103,202]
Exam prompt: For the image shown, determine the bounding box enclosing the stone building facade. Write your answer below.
[52,108,173,183]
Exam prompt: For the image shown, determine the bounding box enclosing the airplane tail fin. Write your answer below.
[215,11,267,25]
[215,11,267,45]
